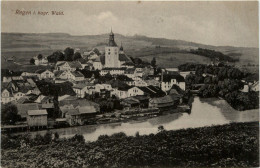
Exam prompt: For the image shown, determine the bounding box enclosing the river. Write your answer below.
[27,97,259,142]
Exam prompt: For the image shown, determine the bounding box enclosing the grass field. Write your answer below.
[141,53,211,68]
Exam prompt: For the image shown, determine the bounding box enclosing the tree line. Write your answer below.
[181,63,259,111]
[190,48,238,62]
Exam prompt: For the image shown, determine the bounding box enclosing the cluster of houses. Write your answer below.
[1,31,189,129]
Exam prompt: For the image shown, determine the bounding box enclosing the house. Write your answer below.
[3,71,23,82]
[93,57,103,70]
[59,98,100,125]
[55,70,84,81]
[27,110,48,128]
[144,79,160,87]
[71,71,85,81]
[131,95,150,108]
[134,79,148,87]
[17,103,39,119]
[121,98,140,108]
[127,87,144,97]
[160,74,186,92]
[35,69,54,80]
[21,72,38,77]
[41,96,55,109]
[72,83,95,98]
[1,80,37,104]
[56,61,83,71]
[78,58,89,69]
[138,85,166,98]
[116,75,135,86]
[168,84,185,95]
[34,57,48,66]
[1,88,15,104]
[109,79,131,99]
[63,106,98,126]
[149,95,174,108]
[135,69,143,77]
[125,68,136,79]
[180,71,196,79]
[240,82,249,93]
[100,67,126,76]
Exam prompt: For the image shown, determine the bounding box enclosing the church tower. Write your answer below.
[105,29,120,68]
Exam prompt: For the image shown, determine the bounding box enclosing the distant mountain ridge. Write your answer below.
[2,32,257,49]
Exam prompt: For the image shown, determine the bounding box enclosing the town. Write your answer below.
[1,30,194,132]
[2,1,259,167]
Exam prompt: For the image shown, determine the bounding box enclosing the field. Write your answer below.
[1,32,259,70]
[1,122,259,167]
[141,53,211,68]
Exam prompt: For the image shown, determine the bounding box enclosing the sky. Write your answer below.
[1,1,259,47]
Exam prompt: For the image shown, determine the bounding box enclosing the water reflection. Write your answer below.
[27,97,259,142]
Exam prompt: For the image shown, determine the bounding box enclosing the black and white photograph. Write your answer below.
[1,1,259,167]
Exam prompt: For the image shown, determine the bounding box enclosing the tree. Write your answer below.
[134,58,143,65]
[92,48,101,55]
[151,57,156,68]
[64,47,74,61]
[158,125,165,132]
[47,51,65,63]
[30,58,35,65]
[73,52,82,61]
[1,103,21,125]
[37,54,43,60]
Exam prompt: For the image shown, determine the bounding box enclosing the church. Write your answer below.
[104,30,132,68]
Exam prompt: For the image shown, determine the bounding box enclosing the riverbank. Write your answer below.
[2,105,189,134]
[2,122,259,168]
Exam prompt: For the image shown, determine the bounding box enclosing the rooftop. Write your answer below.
[28,109,48,116]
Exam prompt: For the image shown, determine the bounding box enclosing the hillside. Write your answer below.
[1,32,258,70]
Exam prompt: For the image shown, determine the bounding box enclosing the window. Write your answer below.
[108,52,110,55]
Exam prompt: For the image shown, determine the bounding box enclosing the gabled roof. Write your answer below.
[78,58,88,64]
[162,74,185,83]
[116,75,134,81]
[138,85,165,97]
[59,98,99,108]
[119,53,132,62]
[72,83,89,89]
[35,69,51,74]
[17,103,39,118]
[68,61,83,69]
[54,70,64,77]
[71,71,84,77]
[109,79,131,90]
[62,108,79,116]
[94,57,101,62]
[168,84,185,95]
[78,106,97,114]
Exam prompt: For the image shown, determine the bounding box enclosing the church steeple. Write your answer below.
[108,28,117,46]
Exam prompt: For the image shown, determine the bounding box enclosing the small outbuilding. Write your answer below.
[27,109,48,128]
